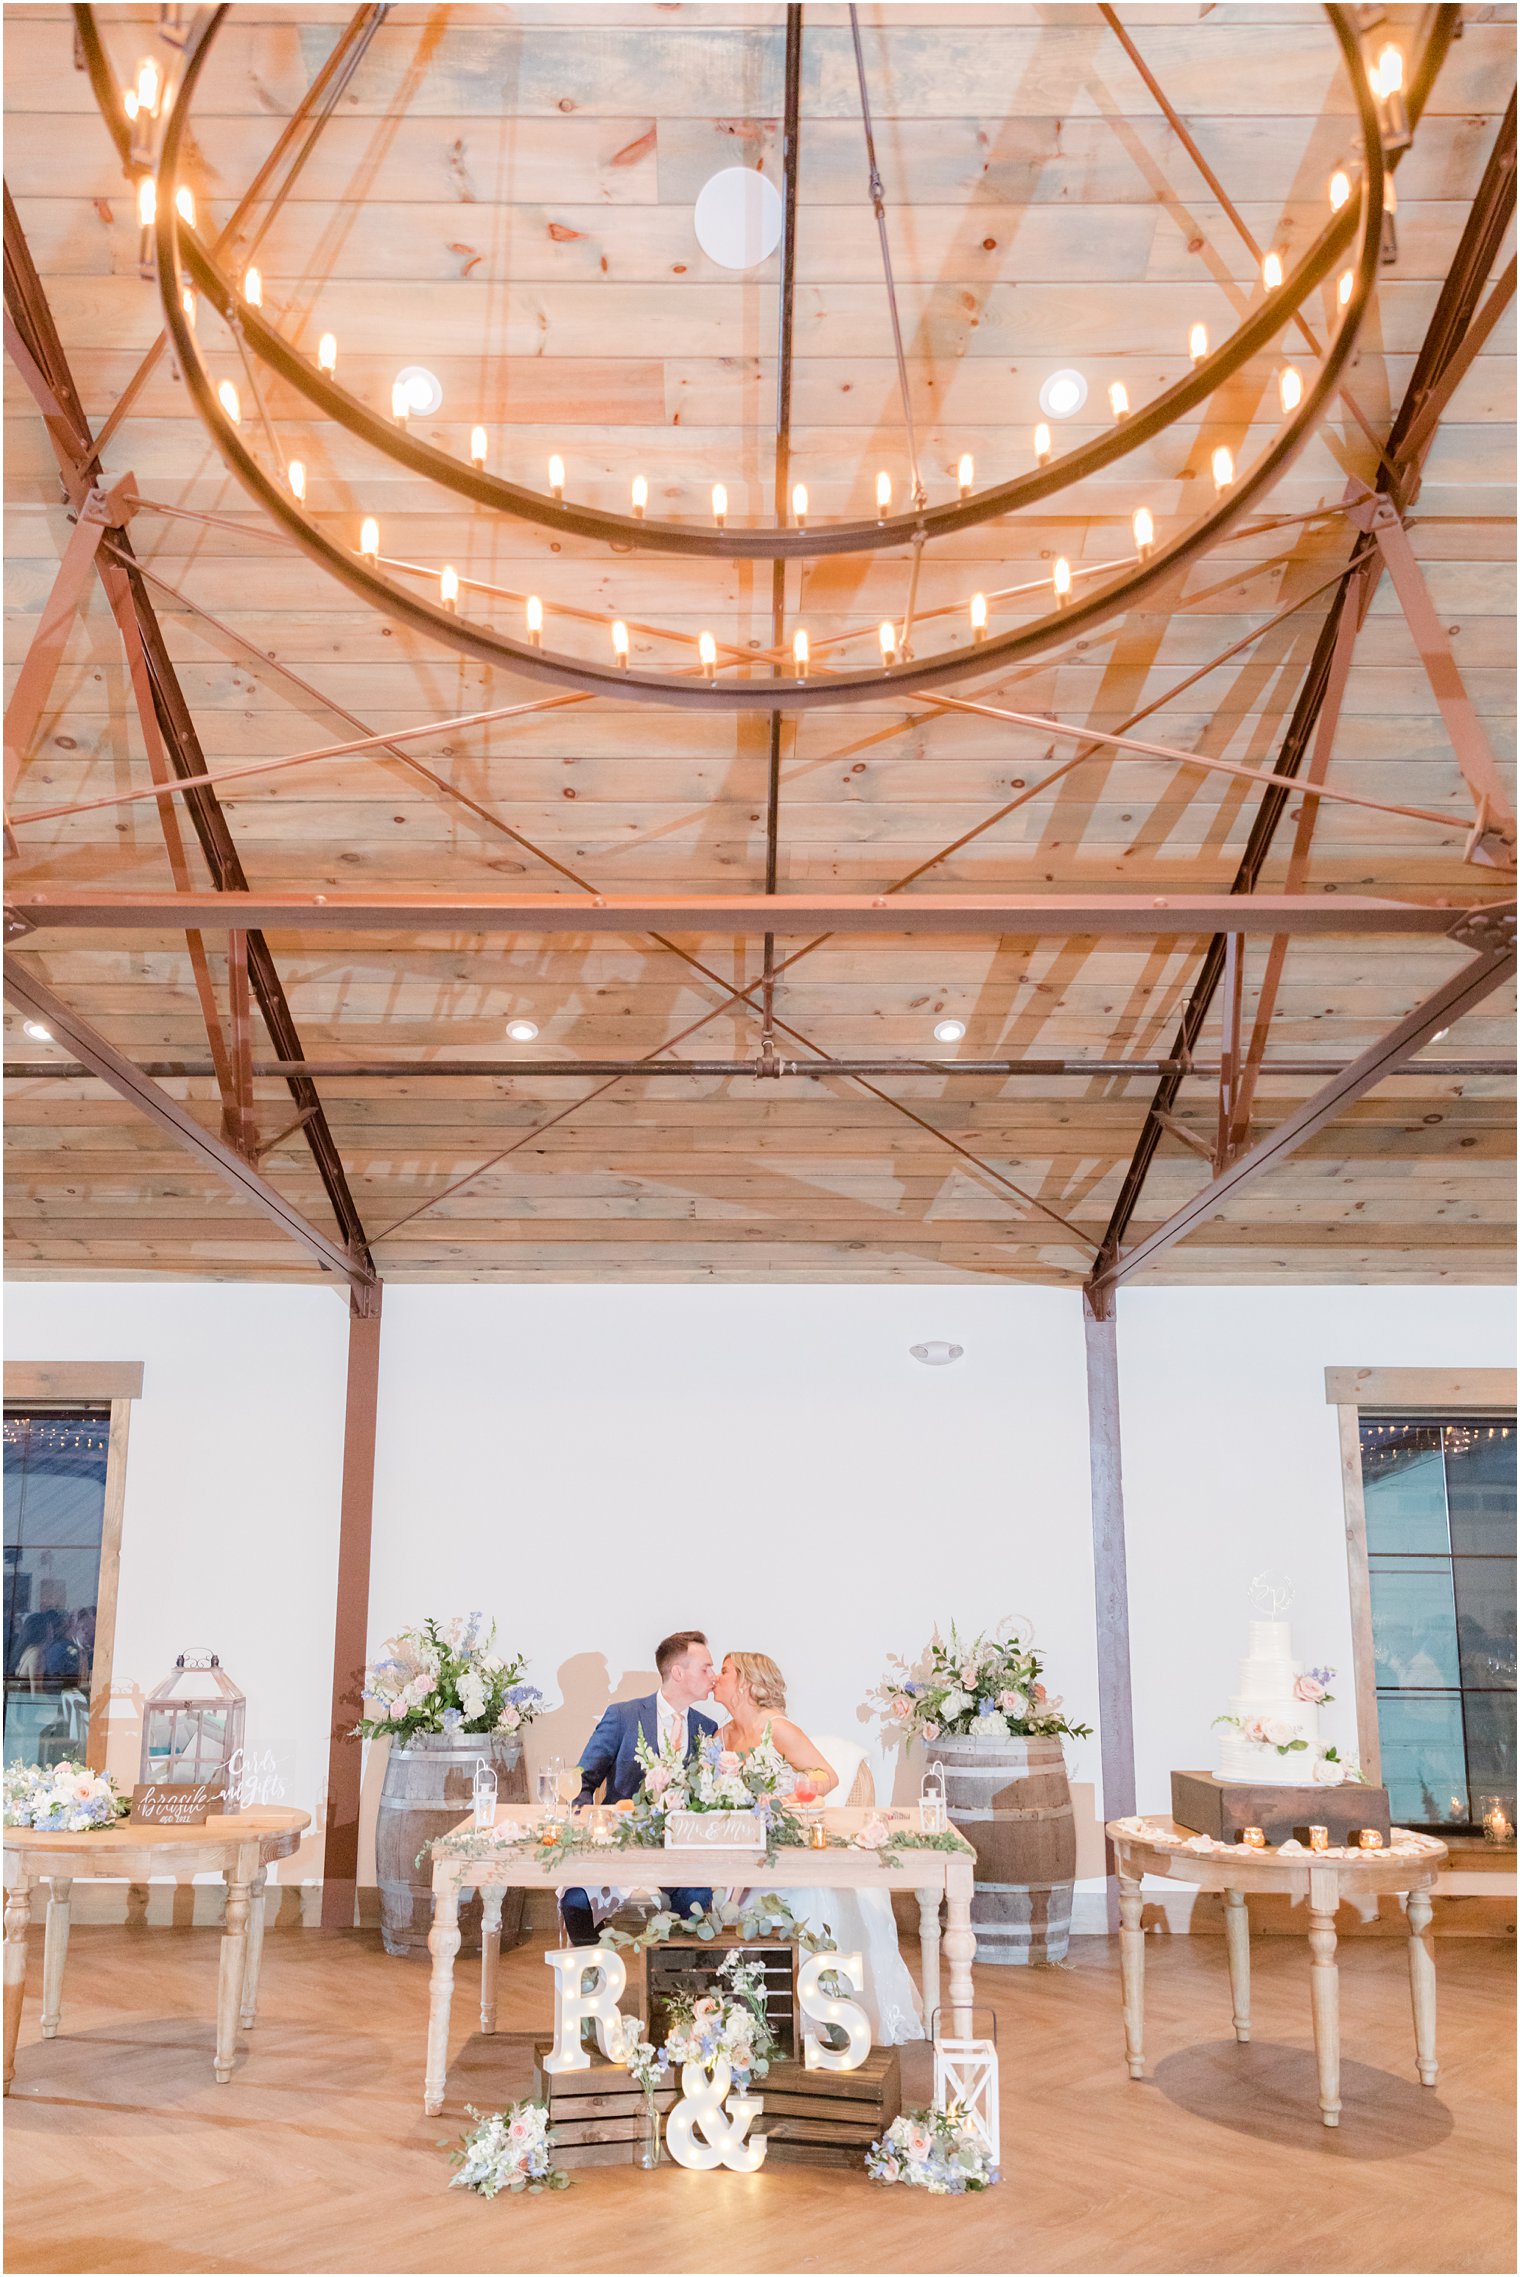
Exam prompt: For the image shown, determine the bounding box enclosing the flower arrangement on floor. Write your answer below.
[607,2014,670,2165]
[355,1615,543,1741]
[869,1618,1093,1744]
[2,1759,130,1832]
[865,2102,1001,2193]
[446,2100,569,2196]
[662,1950,778,2089]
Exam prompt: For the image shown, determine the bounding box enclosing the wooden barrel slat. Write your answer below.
[926,1734,1076,1966]
[375,1734,529,1958]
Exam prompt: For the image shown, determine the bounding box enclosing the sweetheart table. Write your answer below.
[422,1804,975,2114]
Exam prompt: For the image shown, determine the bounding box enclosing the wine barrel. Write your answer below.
[924,1733,1076,1965]
[376,1733,529,1958]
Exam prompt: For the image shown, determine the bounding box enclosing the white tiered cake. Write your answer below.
[1217,1619,1321,1785]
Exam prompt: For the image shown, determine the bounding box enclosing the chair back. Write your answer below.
[809,1733,875,1810]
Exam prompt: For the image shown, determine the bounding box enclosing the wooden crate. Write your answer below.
[1172,1769,1393,1847]
[532,2044,675,2169]
[639,1933,800,2060]
[753,2047,902,2169]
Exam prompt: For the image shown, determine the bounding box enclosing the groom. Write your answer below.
[560,1629,720,1948]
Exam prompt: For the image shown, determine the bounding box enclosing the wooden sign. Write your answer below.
[130,1777,227,1826]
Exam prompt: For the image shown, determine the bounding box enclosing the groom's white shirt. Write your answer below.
[656,1689,689,1759]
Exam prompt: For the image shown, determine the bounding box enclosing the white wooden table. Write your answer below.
[1106,1816,1448,2128]
[3,1807,309,2091]
[423,1804,976,2115]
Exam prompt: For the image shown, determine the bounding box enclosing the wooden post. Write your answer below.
[1083,1291,1137,1933]
[321,1281,383,1929]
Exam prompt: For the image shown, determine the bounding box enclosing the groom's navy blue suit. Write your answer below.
[561,1692,718,1947]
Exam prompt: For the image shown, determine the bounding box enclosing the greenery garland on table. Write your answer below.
[422,1816,974,1873]
[599,1892,840,1953]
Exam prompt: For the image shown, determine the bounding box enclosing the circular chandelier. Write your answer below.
[92,4,1386,712]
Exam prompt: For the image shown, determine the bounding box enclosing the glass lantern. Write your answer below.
[139,1650,245,1793]
[918,1764,948,1835]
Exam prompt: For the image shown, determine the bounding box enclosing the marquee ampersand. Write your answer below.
[664,2055,768,2172]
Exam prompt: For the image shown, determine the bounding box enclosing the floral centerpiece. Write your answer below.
[607,2013,670,2167]
[3,1759,130,1832]
[355,1615,543,1741]
[634,1723,798,1850]
[447,2100,569,2196]
[866,2102,1001,2193]
[661,1950,778,2089]
[869,1618,1092,1744]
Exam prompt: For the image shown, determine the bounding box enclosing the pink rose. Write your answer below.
[854,1816,891,1849]
[718,1749,741,1775]
[891,1696,912,1719]
[645,1763,670,1795]
[1294,1675,1328,1704]
[921,1721,939,1740]
[960,1663,980,1687]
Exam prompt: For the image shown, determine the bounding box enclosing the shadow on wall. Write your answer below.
[527,1655,662,1781]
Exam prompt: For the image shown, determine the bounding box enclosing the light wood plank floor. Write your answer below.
[5,1924,1514,2275]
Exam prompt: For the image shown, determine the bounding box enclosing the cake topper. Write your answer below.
[1249,1572,1295,1616]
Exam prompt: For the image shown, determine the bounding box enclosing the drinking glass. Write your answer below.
[537,1759,563,1818]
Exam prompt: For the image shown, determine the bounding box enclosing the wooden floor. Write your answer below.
[5,1924,1514,2276]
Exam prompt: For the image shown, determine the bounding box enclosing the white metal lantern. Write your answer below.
[472,1757,499,1830]
[932,2005,999,2162]
[918,1763,948,1834]
[139,1650,245,1791]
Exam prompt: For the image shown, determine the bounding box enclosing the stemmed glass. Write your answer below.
[537,1757,564,1821]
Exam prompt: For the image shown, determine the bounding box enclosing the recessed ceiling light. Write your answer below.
[693,167,784,270]
[1430,1027,1449,1042]
[933,1018,967,1043]
[1038,368,1088,420]
[394,364,443,416]
[910,1341,964,1366]
[21,1020,52,1043]
[506,1019,539,1043]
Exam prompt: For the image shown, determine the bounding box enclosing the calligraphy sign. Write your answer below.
[129,1776,227,1826]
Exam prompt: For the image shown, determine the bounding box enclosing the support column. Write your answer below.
[321,1280,384,1929]
[1083,1291,1137,1932]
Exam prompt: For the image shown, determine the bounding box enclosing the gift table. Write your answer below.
[4,1807,309,2092]
[1105,1815,1448,2128]
[423,1804,975,2115]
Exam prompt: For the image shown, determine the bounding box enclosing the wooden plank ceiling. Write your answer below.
[4,1,1516,1285]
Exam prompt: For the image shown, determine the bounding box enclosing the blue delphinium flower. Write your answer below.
[506,1682,542,1706]
[442,1707,464,1735]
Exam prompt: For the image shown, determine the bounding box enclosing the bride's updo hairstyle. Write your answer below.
[726,1651,787,1715]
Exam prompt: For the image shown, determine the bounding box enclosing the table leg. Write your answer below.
[1307,1901,1341,2127]
[915,1887,942,2033]
[240,1866,268,2032]
[943,1859,975,2034]
[1118,1873,1145,2080]
[1223,1888,1250,2044]
[1407,1887,1438,2086]
[4,1874,34,2095]
[215,1874,252,2084]
[480,1886,504,2035]
[424,1876,462,2116]
[40,1877,72,2040]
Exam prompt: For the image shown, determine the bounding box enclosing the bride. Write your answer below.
[711,1650,925,2046]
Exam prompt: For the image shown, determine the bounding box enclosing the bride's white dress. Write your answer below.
[767,1733,926,2047]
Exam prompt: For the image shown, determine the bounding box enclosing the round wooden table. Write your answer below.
[3,1806,309,2091]
[1105,1815,1448,2128]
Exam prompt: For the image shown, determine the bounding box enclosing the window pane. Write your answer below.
[1369,1555,1461,1688]
[5,1414,111,1548]
[1462,1690,1517,1822]
[1453,1556,1517,1693]
[1445,1422,1519,1556]
[1361,1422,1449,1553]
[1375,1692,1470,1827]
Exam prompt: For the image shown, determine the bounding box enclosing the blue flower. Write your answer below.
[442,1707,464,1734]
[903,1681,921,1695]
[978,1696,994,1715]
[506,1683,542,1705]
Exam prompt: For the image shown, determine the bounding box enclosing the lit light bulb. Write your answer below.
[879,621,897,662]
[391,378,410,423]
[957,452,974,498]
[526,595,543,645]
[440,565,459,612]
[612,619,630,666]
[217,378,240,425]
[288,459,306,502]
[711,482,727,527]
[793,627,810,678]
[1189,322,1209,365]
[1211,445,1235,493]
[548,453,565,500]
[699,631,717,678]
[181,285,196,329]
[359,516,379,560]
[135,57,161,115]
[1329,169,1351,212]
[1338,269,1354,307]
[123,88,139,121]
[1132,506,1154,558]
[137,176,156,228]
[1278,364,1303,413]
[174,185,196,227]
[318,332,337,375]
[1052,557,1072,603]
[631,474,648,519]
[969,592,988,642]
[21,1021,51,1043]
[242,265,262,308]
[1262,250,1284,290]
[875,470,893,518]
[792,482,808,527]
[1033,422,1052,465]
[1108,379,1130,420]
[470,425,487,470]
[1373,41,1403,96]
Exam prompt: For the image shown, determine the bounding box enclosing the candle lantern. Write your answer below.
[1240,1826,1267,1849]
[1358,1828,1383,1851]
[1480,1795,1515,1847]
[931,2004,999,2162]
[139,1650,245,1792]
[918,1764,948,1836]
[472,1758,498,1831]
[1308,1825,1330,1853]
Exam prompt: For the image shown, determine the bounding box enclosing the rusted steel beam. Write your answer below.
[227,928,256,1157]
[2,965,374,1290]
[1394,252,1516,474]
[1087,921,1517,1308]
[11,1056,1512,1083]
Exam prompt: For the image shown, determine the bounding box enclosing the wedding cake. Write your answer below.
[1216,1618,1325,1786]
